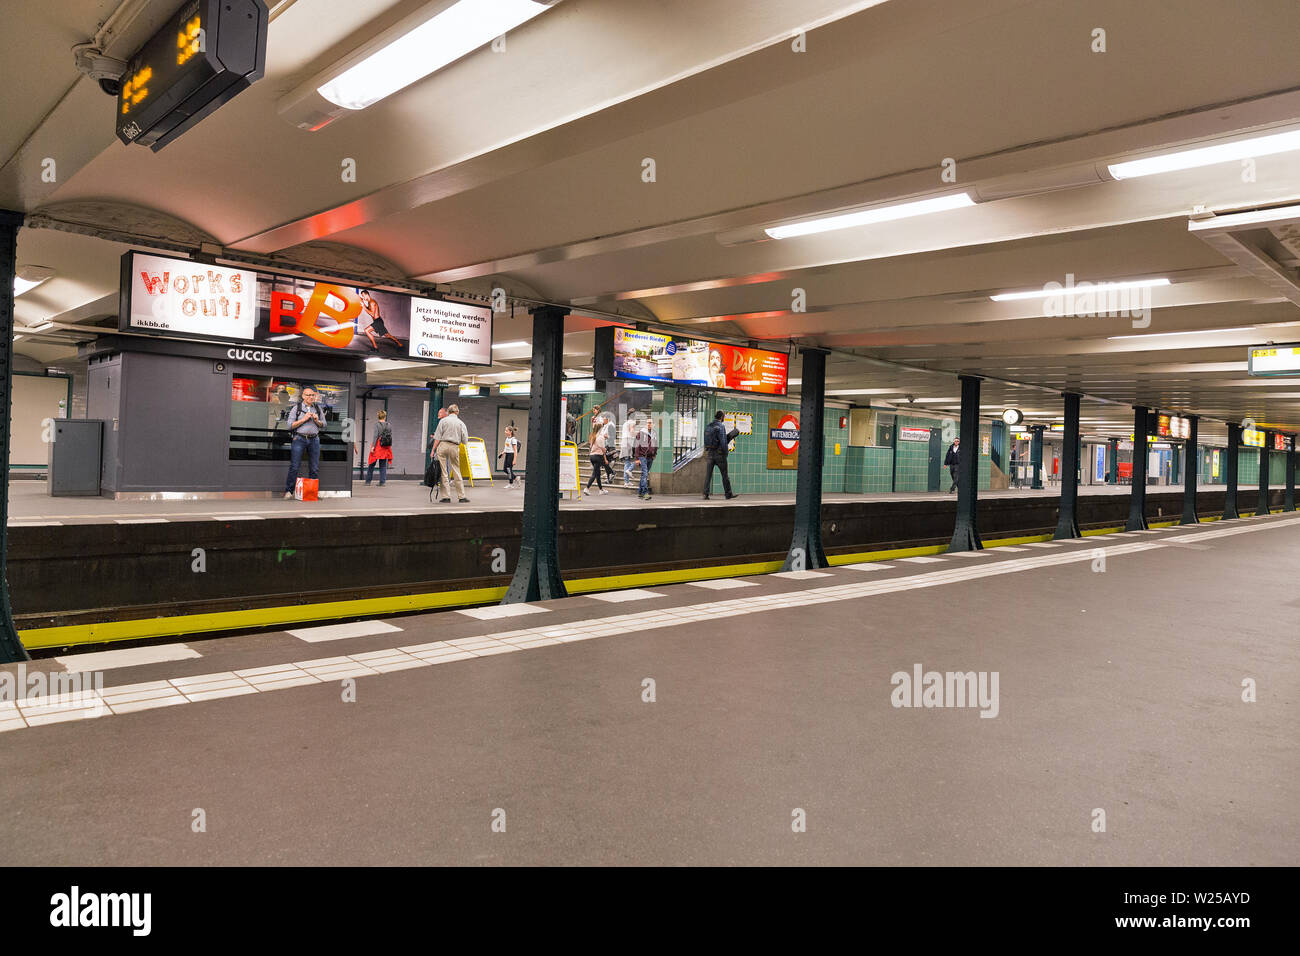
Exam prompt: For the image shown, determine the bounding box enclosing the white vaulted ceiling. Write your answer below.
[5,0,1300,438]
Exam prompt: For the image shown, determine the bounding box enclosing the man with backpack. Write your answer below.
[365,409,394,486]
[702,410,740,501]
[633,418,657,500]
[283,386,327,499]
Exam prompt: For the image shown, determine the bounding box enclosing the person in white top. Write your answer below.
[498,425,521,487]
[586,415,612,494]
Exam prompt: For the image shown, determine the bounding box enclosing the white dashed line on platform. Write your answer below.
[686,579,758,589]
[286,620,404,643]
[456,603,549,620]
[839,562,894,571]
[771,570,833,579]
[588,589,666,602]
[114,518,169,524]
[56,644,201,672]
[897,556,946,564]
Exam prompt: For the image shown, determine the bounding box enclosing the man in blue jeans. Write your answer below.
[633,418,657,500]
[283,386,326,498]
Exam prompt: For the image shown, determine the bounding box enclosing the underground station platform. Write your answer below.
[5,480,1271,651]
[2,507,1296,869]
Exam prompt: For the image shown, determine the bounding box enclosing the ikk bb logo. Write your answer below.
[269,283,360,348]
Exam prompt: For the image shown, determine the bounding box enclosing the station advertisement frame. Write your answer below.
[595,325,789,396]
[118,250,493,367]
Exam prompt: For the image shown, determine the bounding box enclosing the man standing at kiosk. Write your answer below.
[283,386,326,499]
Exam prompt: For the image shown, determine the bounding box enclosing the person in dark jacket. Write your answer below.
[944,437,961,493]
[633,419,657,500]
[702,410,740,500]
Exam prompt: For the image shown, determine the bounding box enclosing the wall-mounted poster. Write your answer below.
[1094,444,1107,482]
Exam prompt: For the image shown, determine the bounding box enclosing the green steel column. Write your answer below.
[1053,393,1081,539]
[1180,415,1199,525]
[1285,436,1296,512]
[1107,437,1118,484]
[946,375,983,552]
[783,348,829,570]
[1125,406,1149,531]
[1256,430,1272,517]
[503,305,569,603]
[1029,425,1044,490]
[0,210,30,662]
[1224,423,1241,520]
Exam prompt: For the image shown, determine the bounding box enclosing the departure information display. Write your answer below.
[1248,344,1300,376]
[116,0,268,152]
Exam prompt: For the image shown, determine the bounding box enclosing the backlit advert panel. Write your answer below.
[609,326,788,395]
[120,251,492,366]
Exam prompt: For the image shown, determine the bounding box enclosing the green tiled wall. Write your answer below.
[1238,447,1260,484]
[844,446,893,493]
[892,416,991,492]
[695,394,850,495]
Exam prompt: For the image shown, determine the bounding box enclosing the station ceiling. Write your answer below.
[6,0,1300,443]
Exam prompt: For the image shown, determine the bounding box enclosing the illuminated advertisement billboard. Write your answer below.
[120,251,492,366]
[610,328,675,383]
[598,326,789,395]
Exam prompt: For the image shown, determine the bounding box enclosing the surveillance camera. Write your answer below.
[905,394,915,404]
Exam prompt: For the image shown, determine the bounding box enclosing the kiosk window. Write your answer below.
[229,377,350,462]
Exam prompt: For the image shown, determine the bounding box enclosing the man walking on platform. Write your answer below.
[702,410,739,500]
[431,403,470,503]
[945,437,961,493]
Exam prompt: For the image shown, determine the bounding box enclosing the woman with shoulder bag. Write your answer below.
[366,410,394,486]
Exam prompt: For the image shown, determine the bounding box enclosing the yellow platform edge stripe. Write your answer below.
[10,513,1264,648]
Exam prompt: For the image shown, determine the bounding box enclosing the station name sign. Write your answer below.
[119,251,492,367]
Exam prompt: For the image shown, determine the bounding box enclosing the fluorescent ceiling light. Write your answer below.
[318,0,556,111]
[491,341,529,350]
[1107,326,1256,341]
[824,388,898,396]
[14,277,44,296]
[990,278,1170,301]
[1108,128,1300,180]
[765,192,975,240]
